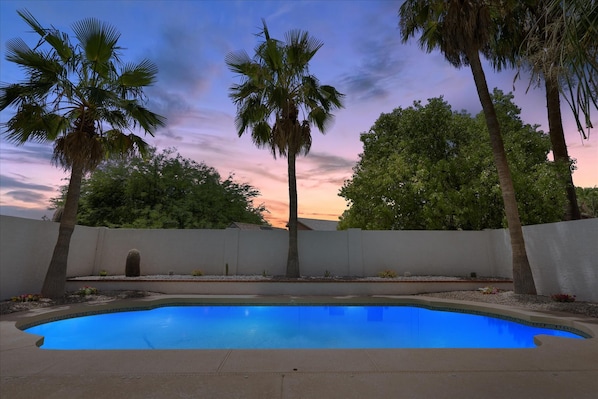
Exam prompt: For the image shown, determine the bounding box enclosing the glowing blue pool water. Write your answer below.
[24,305,584,350]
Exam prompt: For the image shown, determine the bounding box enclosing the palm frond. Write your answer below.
[71,18,121,67]
[17,9,73,62]
[3,104,67,143]
[102,130,149,159]
[0,83,27,110]
[251,121,274,150]
[5,37,64,80]
[225,50,253,75]
[118,59,159,88]
[121,101,165,135]
[285,29,323,68]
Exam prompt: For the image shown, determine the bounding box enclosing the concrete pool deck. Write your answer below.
[1,295,597,399]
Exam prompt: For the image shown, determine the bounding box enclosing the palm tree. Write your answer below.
[0,10,165,298]
[226,20,344,278]
[516,0,598,220]
[399,0,537,294]
[542,0,598,138]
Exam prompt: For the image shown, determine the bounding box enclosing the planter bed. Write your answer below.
[66,276,513,296]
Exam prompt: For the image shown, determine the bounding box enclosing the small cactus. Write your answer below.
[125,249,141,277]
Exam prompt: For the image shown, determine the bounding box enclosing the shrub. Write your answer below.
[192,269,203,276]
[551,293,576,302]
[11,293,41,302]
[479,286,499,294]
[378,269,398,278]
[99,270,108,277]
[76,286,98,296]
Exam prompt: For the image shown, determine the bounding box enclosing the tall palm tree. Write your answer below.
[226,20,344,278]
[516,0,597,220]
[399,0,537,294]
[0,10,165,298]
[542,0,598,138]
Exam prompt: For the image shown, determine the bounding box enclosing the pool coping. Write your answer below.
[2,295,598,399]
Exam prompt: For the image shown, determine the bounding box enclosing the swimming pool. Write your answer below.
[24,305,585,349]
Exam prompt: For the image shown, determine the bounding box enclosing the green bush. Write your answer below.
[378,269,398,278]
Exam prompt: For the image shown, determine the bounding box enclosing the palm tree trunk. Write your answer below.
[41,162,84,298]
[545,77,581,220]
[286,150,300,278]
[468,50,537,295]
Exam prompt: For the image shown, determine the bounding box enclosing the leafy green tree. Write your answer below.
[399,0,536,294]
[51,148,268,228]
[226,20,344,277]
[339,92,566,230]
[576,187,598,218]
[0,11,165,298]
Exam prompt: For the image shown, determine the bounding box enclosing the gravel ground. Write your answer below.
[68,274,511,281]
[2,277,596,318]
[418,290,598,319]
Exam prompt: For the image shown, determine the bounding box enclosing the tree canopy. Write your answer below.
[51,149,268,229]
[339,90,567,231]
[576,187,598,218]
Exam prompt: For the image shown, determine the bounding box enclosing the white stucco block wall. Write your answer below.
[95,228,227,276]
[0,216,57,298]
[0,215,595,301]
[360,230,498,277]
[65,224,101,277]
[524,219,598,302]
[299,230,350,276]
[236,229,287,275]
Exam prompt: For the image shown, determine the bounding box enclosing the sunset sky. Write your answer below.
[1,0,596,228]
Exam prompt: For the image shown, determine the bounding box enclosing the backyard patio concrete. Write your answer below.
[1,295,597,399]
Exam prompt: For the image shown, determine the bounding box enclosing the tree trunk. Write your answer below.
[545,76,581,220]
[286,150,300,278]
[41,162,84,298]
[468,50,537,295]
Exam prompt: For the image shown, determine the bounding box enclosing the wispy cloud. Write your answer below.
[297,152,355,187]
[340,37,406,101]
[338,7,407,102]
[0,144,54,166]
[151,23,213,96]
[304,152,355,173]
[0,174,55,191]
[4,190,47,203]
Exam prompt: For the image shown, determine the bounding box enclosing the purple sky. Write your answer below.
[1,0,596,227]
